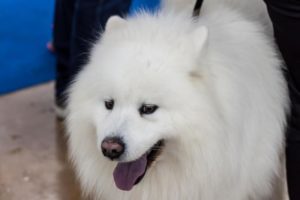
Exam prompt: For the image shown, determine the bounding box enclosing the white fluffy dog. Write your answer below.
[66,0,289,199]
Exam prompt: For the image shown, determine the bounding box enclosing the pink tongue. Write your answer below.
[113,154,147,191]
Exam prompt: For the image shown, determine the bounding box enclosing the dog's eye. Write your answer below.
[139,104,158,115]
[105,99,114,110]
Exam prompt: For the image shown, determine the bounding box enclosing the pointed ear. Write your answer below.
[192,26,208,54]
[189,26,208,79]
[105,16,126,31]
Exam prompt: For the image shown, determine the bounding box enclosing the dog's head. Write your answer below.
[67,14,211,191]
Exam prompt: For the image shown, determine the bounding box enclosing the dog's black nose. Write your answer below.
[101,137,125,160]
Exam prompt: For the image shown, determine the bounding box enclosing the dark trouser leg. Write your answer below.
[264,0,300,199]
[69,0,132,89]
[53,0,132,106]
[53,0,76,106]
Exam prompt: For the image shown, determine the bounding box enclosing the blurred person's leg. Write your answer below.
[53,0,131,117]
[69,0,132,90]
[53,0,76,109]
[264,0,300,199]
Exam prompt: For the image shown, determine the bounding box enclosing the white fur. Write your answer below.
[66,0,289,199]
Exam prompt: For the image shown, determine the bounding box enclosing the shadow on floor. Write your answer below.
[55,119,85,200]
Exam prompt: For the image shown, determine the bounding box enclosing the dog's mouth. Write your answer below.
[113,140,164,191]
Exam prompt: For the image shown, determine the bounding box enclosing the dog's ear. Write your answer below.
[189,26,208,79]
[192,26,208,54]
[105,16,126,31]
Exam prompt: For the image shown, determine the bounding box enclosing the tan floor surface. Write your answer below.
[0,83,83,200]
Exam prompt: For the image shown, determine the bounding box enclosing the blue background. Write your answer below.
[0,0,159,95]
[0,0,55,94]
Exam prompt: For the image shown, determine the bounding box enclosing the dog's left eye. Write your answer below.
[139,104,158,115]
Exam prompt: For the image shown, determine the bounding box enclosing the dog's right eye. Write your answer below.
[139,104,158,115]
[105,100,114,110]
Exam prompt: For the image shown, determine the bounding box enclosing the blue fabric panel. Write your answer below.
[129,0,160,14]
[0,0,55,95]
